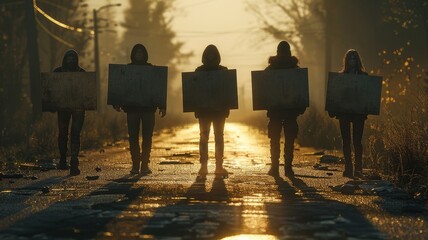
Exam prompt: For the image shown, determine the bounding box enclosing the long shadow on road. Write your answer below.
[265,176,387,239]
[0,174,144,239]
[0,175,69,230]
[139,176,239,239]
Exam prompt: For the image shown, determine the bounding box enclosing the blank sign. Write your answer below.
[41,72,96,111]
[108,64,168,108]
[251,68,309,110]
[325,72,382,115]
[182,69,238,112]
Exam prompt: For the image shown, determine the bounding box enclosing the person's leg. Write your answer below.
[141,111,155,174]
[284,118,298,177]
[339,119,353,177]
[57,111,71,169]
[127,112,141,174]
[213,117,227,176]
[353,119,365,176]
[198,118,211,176]
[267,118,282,176]
[70,111,85,175]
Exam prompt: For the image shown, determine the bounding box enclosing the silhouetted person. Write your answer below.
[265,41,305,178]
[54,49,85,176]
[114,44,166,175]
[329,49,368,178]
[195,44,229,179]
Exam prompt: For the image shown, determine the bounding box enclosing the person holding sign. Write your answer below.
[195,44,230,179]
[54,50,86,176]
[265,41,305,178]
[328,49,369,178]
[113,44,166,175]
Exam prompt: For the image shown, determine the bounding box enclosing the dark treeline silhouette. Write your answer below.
[0,0,189,163]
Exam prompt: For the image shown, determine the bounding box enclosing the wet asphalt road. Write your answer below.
[0,122,427,239]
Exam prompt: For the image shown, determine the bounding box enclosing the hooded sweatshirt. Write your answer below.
[54,49,85,73]
[194,45,229,119]
[122,44,158,113]
[265,41,305,119]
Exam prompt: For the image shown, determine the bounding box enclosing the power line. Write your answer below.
[36,16,74,48]
[33,0,94,35]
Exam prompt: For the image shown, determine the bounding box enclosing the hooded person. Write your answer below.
[265,41,306,178]
[113,43,166,175]
[194,44,229,179]
[54,49,85,176]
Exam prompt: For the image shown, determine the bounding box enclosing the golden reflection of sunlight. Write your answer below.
[222,234,278,240]
[223,122,270,168]
[241,196,269,233]
[225,122,265,153]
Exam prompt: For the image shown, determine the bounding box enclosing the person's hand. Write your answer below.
[159,108,166,118]
[113,105,122,112]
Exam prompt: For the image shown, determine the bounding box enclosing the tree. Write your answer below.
[35,0,91,71]
[121,0,192,115]
[248,0,326,108]
[248,0,325,59]
[384,0,428,62]
[0,2,27,145]
[0,0,91,146]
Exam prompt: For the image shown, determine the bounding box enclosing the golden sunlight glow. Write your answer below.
[224,122,269,152]
[222,234,278,240]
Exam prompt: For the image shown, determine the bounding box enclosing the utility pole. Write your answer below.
[324,0,332,108]
[24,0,42,121]
[93,3,121,114]
[93,8,101,113]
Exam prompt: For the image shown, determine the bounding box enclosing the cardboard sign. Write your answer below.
[41,72,96,111]
[325,72,382,115]
[107,64,168,108]
[182,69,238,112]
[251,68,309,110]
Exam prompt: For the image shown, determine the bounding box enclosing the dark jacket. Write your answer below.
[122,44,158,113]
[54,49,85,73]
[265,55,305,119]
[329,71,368,121]
[194,45,230,119]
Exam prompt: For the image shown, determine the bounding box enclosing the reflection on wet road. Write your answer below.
[0,123,426,239]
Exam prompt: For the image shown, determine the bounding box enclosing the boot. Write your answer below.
[197,163,208,180]
[70,157,80,176]
[198,163,208,175]
[130,150,141,174]
[140,159,152,175]
[343,160,353,178]
[284,143,295,178]
[58,140,68,170]
[70,144,80,176]
[342,144,353,178]
[58,155,69,170]
[141,141,152,175]
[70,167,80,176]
[130,160,140,174]
[354,144,363,178]
[269,138,280,177]
[284,161,294,178]
[268,158,279,177]
[215,165,229,178]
